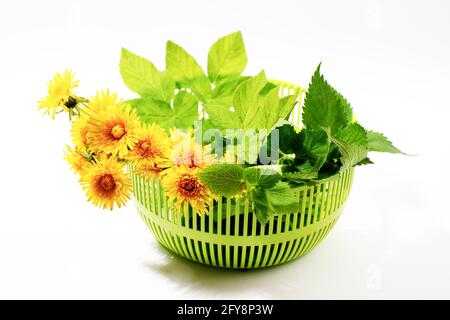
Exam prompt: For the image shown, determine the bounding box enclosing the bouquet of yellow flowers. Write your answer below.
[39,74,216,212]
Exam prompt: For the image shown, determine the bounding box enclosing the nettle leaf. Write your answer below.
[296,129,330,171]
[326,123,368,170]
[243,166,281,189]
[197,164,244,197]
[249,181,299,224]
[208,31,248,83]
[268,122,299,155]
[166,40,211,101]
[367,131,405,154]
[120,48,174,102]
[357,157,374,166]
[252,190,271,224]
[265,182,299,213]
[130,91,198,130]
[303,64,353,133]
[283,161,319,181]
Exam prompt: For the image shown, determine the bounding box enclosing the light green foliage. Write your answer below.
[130,91,198,130]
[205,71,298,130]
[166,40,211,101]
[120,48,174,102]
[233,71,268,126]
[208,31,247,83]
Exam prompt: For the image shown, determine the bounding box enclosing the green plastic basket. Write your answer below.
[130,80,355,269]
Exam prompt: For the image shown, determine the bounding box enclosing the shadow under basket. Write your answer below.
[131,167,354,269]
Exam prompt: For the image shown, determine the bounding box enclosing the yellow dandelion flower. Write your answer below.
[162,166,212,215]
[80,155,131,210]
[170,138,215,169]
[128,123,171,166]
[38,70,83,119]
[135,163,165,181]
[86,95,140,158]
[88,90,123,111]
[71,112,90,152]
[64,145,92,175]
[169,128,192,144]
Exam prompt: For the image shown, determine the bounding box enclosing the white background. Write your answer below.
[0,0,449,299]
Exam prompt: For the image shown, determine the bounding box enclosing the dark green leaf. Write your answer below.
[327,123,368,170]
[296,129,330,171]
[302,64,352,133]
[357,157,374,166]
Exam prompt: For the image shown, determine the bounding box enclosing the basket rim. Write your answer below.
[268,78,307,92]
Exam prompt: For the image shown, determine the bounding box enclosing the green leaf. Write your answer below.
[357,157,374,166]
[283,161,320,181]
[326,123,368,170]
[277,93,299,121]
[296,129,330,171]
[166,40,211,100]
[269,123,299,155]
[253,87,280,129]
[255,90,299,130]
[367,131,405,154]
[249,181,299,224]
[259,82,278,96]
[197,164,244,197]
[302,64,352,133]
[243,166,281,188]
[120,48,174,102]
[211,76,249,101]
[207,31,248,83]
[252,190,271,224]
[205,72,271,130]
[203,100,239,130]
[172,91,199,128]
[130,98,174,129]
[233,71,267,126]
[129,91,198,130]
[265,182,299,213]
